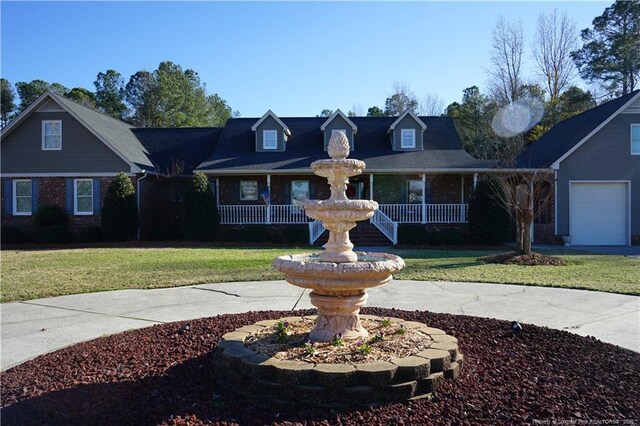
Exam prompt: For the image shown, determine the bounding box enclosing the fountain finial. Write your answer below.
[327,131,350,159]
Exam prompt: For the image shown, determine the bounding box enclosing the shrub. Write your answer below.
[238,225,270,243]
[35,205,68,228]
[101,172,138,241]
[183,172,219,241]
[398,224,428,245]
[1,226,29,244]
[282,225,309,244]
[34,225,72,243]
[468,177,510,245]
[78,226,103,243]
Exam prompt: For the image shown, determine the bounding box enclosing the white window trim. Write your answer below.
[263,130,278,150]
[12,179,32,216]
[401,128,416,148]
[74,179,93,215]
[42,120,62,151]
[239,180,259,201]
[331,129,347,137]
[631,124,640,155]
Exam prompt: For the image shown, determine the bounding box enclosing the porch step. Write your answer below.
[313,222,392,247]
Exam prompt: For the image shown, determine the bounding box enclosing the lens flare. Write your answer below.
[492,97,545,137]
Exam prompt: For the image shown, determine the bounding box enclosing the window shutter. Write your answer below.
[31,179,39,213]
[65,178,74,214]
[93,179,101,214]
[3,179,13,215]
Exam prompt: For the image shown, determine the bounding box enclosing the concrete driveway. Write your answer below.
[2,280,638,371]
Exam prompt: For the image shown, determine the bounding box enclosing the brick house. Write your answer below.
[1,93,499,244]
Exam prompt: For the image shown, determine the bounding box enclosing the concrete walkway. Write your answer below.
[2,280,639,371]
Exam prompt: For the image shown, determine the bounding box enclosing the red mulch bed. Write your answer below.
[1,308,638,425]
[479,251,567,266]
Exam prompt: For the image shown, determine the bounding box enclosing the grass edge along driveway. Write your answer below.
[1,246,638,302]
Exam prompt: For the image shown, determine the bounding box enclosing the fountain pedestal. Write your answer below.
[308,291,368,340]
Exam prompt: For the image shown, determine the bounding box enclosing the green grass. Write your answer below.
[1,246,638,302]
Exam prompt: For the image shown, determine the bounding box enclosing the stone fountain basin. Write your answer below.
[273,252,405,294]
[310,158,366,177]
[303,199,378,223]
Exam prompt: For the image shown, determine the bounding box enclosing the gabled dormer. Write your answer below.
[388,109,427,151]
[251,110,290,152]
[320,109,358,151]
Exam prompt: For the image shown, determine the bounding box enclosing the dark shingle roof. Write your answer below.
[516,90,640,168]
[49,93,156,170]
[196,116,494,173]
[132,128,221,175]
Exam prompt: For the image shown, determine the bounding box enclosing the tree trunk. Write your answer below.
[521,220,532,256]
[515,218,524,254]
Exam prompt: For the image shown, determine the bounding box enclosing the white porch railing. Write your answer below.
[308,220,326,244]
[378,204,468,224]
[219,204,312,225]
[370,210,398,245]
[219,203,468,226]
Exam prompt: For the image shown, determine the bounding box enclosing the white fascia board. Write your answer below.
[250,110,291,136]
[551,91,640,169]
[388,109,427,133]
[320,109,358,133]
[0,91,55,138]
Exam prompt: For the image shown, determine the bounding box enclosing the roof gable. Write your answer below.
[250,110,291,136]
[320,109,358,133]
[516,90,640,169]
[388,109,427,133]
[1,91,155,172]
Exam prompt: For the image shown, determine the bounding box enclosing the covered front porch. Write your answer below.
[212,172,478,244]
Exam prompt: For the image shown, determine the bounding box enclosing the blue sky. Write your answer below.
[1,1,609,117]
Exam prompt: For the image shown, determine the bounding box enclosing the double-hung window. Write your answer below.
[331,129,346,138]
[632,124,640,155]
[42,120,62,150]
[401,129,416,148]
[74,179,93,215]
[263,130,277,150]
[13,180,32,215]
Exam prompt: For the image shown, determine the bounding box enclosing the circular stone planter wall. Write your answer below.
[212,315,463,407]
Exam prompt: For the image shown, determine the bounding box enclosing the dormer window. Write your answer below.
[251,110,290,152]
[401,129,416,148]
[331,129,347,138]
[321,110,357,151]
[263,130,277,150]
[42,120,62,150]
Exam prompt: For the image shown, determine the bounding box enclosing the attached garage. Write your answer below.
[569,182,630,246]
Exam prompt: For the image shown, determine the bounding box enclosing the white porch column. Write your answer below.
[473,173,478,189]
[421,173,426,224]
[266,174,271,224]
[369,174,374,200]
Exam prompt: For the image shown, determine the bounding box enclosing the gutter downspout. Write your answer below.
[137,170,148,240]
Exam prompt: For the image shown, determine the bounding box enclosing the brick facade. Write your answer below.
[1,176,137,236]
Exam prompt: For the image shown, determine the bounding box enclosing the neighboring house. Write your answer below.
[517,90,640,246]
[195,109,496,243]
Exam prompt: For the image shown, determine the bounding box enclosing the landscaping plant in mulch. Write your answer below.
[1,308,639,426]
[479,251,566,266]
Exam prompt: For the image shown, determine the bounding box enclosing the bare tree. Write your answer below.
[533,10,578,104]
[492,168,554,255]
[488,16,525,105]
[384,81,419,115]
[348,103,364,117]
[419,93,445,116]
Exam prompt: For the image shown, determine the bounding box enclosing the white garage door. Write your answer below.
[570,182,629,245]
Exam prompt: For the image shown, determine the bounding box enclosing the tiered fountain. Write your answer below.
[213,132,463,406]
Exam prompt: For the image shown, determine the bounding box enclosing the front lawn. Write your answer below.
[1,246,638,302]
